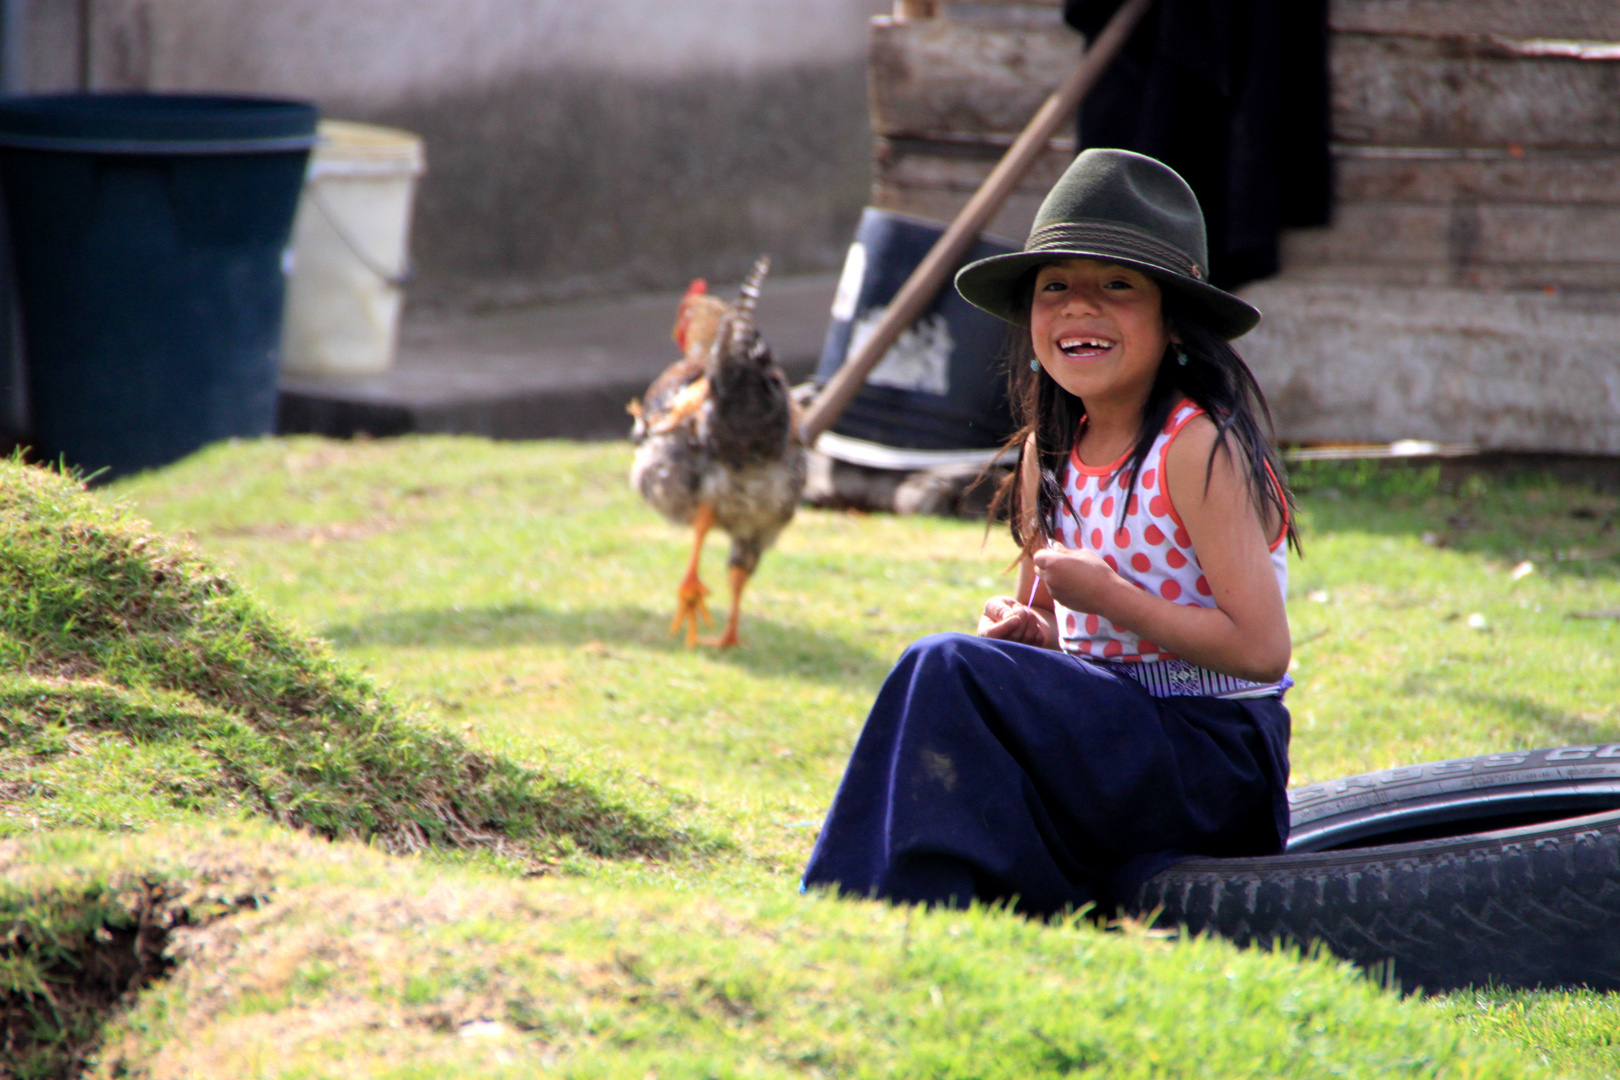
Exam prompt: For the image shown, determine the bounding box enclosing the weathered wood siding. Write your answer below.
[868,7,1076,239]
[1330,36,1620,149]
[1330,0,1620,40]
[869,18,1077,137]
[870,0,1620,452]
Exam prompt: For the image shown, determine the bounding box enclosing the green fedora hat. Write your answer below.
[955,148,1260,340]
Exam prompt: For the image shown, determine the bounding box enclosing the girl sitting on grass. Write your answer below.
[802,149,1300,917]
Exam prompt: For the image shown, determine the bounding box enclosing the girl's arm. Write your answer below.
[1031,416,1291,681]
[977,435,1059,648]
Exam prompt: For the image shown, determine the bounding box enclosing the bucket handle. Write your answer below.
[307,184,413,288]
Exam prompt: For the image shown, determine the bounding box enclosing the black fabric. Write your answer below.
[1064,0,1331,289]
[801,633,1291,916]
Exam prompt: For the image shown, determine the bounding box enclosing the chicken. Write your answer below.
[629,258,806,648]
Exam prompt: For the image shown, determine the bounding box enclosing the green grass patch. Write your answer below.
[1279,458,1620,784]
[3,437,1617,1076]
[0,458,697,866]
[0,824,1564,1079]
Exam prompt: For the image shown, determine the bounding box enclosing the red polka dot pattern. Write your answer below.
[1049,401,1288,664]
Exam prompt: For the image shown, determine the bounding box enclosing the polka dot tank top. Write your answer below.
[1052,401,1290,696]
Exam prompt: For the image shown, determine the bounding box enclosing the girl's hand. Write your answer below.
[977,596,1053,647]
[1032,544,1119,613]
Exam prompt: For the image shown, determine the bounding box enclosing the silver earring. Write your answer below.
[1029,358,1041,372]
[1176,348,1189,367]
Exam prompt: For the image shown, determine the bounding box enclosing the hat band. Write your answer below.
[1025,220,1206,282]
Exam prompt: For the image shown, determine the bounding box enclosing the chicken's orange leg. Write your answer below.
[670,504,715,646]
[705,564,752,649]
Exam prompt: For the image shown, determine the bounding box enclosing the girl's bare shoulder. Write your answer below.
[1163,411,1245,503]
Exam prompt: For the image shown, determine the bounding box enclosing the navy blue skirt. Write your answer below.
[802,633,1291,916]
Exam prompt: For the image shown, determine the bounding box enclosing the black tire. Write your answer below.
[1287,743,1620,854]
[1128,744,1620,993]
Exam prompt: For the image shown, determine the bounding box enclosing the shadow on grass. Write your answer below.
[322,602,893,684]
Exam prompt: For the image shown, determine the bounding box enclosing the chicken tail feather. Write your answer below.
[735,256,771,318]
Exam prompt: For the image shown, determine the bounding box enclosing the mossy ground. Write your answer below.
[1,437,1617,1077]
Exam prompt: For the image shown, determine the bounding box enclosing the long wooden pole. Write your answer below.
[799,0,1155,445]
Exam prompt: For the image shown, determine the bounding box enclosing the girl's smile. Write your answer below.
[1030,258,1169,406]
[1055,335,1117,358]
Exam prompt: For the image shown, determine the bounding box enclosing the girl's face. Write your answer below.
[1029,258,1170,407]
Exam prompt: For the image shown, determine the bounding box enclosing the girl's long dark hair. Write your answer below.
[989,287,1300,561]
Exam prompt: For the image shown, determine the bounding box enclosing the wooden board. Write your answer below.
[869,17,1081,138]
[871,19,1620,149]
[869,182,1048,246]
[1331,33,1620,149]
[1334,149,1620,204]
[1330,0,1620,41]
[1284,202,1620,266]
[1269,258,1620,293]
[937,1,1067,29]
[873,135,1074,194]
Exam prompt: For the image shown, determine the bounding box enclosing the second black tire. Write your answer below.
[1129,744,1620,993]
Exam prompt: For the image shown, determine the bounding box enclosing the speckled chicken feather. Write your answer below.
[630,258,807,587]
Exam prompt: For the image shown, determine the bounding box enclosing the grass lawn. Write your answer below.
[3,435,1618,1076]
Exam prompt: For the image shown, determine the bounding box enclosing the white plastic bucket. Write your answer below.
[280,120,424,376]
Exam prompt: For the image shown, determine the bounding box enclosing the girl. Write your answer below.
[801,149,1299,917]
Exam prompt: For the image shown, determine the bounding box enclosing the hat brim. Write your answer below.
[954,249,1261,341]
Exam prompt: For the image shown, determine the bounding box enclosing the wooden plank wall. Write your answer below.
[871,0,1620,286]
[868,0,1074,243]
[868,0,1620,451]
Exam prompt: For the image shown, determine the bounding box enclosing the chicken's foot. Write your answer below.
[671,504,716,646]
[703,564,752,649]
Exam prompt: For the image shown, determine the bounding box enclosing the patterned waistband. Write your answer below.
[1091,657,1290,699]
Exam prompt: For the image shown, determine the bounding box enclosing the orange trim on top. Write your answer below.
[1263,458,1290,552]
[1156,404,1289,550]
[1066,415,1136,478]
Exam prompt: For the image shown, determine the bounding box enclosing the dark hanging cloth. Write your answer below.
[1063,0,1331,289]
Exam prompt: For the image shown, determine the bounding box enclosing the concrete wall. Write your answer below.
[10,0,888,308]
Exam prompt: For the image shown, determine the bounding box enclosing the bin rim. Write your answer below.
[0,92,318,155]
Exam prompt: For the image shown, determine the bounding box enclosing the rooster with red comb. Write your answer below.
[628,259,806,648]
